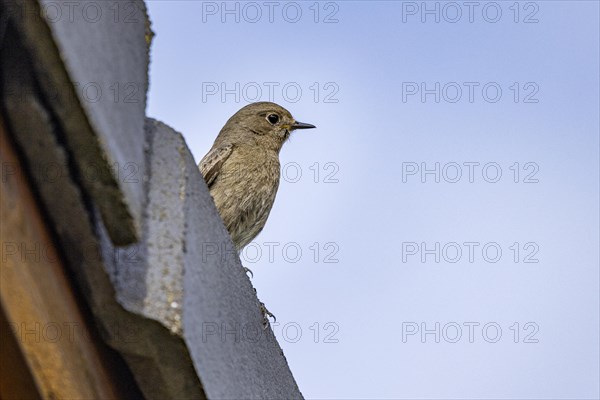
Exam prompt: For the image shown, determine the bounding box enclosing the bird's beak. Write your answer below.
[291,121,316,130]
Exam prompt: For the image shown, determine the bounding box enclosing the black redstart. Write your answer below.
[199,102,315,251]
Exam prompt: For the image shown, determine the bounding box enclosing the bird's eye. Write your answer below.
[267,114,280,125]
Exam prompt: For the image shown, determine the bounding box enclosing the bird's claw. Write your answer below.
[243,266,253,278]
[260,302,276,329]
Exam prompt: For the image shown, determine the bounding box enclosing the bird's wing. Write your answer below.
[198,144,233,187]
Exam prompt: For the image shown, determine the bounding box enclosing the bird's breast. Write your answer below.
[209,148,281,249]
[220,149,280,195]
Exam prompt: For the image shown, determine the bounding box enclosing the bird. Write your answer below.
[198,102,315,327]
[199,102,315,252]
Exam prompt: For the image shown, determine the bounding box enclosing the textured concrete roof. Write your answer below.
[6,0,150,244]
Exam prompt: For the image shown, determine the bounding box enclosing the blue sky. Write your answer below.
[146,1,599,398]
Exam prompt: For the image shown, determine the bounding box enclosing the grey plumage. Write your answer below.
[199,102,315,251]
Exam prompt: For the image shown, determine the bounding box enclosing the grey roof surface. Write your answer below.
[8,0,151,244]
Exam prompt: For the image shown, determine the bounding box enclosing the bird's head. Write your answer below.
[221,102,315,151]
